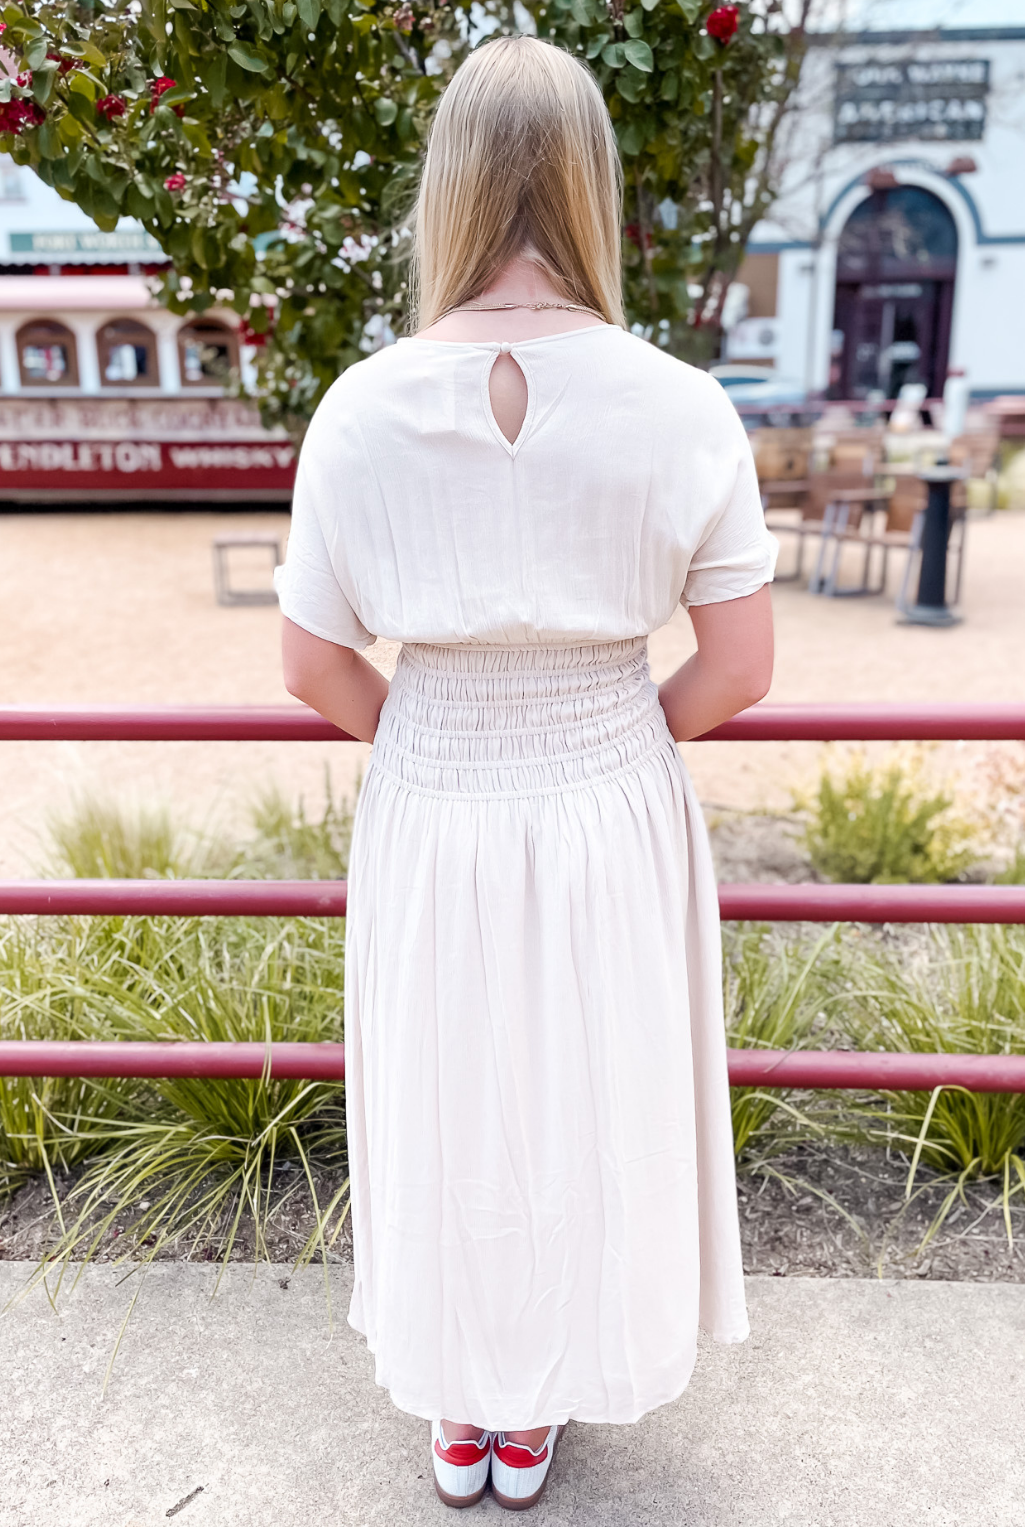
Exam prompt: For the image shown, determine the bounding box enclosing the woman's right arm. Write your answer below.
[657,585,773,743]
[281,617,389,744]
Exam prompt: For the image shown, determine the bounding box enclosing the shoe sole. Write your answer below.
[491,1425,565,1512]
[434,1476,488,1509]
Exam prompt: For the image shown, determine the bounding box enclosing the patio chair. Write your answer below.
[763,440,881,587]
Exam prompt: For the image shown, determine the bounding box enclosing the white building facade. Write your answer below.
[730,20,1025,402]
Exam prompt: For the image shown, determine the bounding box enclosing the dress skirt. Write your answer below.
[344,638,749,1430]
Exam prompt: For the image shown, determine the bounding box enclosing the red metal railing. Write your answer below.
[2,702,1024,1092]
[0,1041,1022,1092]
[2,878,1025,925]
[3,701,1025,744]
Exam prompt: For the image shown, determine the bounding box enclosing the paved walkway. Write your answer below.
[2,1263,1022,1526]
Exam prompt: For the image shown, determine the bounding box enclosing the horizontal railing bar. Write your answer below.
[2,1042,1024,1092]
[726,1049,1025,1093]
[1,881,1023,923]
[0,1041,347,1080]
[702,703,1025,742]
[1,704,1025,744]
[0,880,349,916]
[718,884,1025,924]
[0,706,356,743]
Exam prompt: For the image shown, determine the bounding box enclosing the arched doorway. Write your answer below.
[830,185,957,400]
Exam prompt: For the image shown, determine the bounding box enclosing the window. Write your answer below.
[0,157,24,202]
[177,319,238,387]
[17,319,79,387]
[97,318,159,386]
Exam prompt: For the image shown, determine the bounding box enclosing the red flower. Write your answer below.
[47,51,81,75]
[624,222,653,250]
[96,94,126,121]
[393,3,415,32]
[706,5,739,43]
[16,72,31,88]
[164,171,187,192]
[239,319,268,348]
[150,75,185,116]
[0,98,46,134]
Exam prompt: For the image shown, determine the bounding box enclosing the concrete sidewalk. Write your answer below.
[1,1263,1021,1527]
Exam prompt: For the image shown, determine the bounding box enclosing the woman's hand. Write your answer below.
[657,585,773,742]
[281,617,390,743]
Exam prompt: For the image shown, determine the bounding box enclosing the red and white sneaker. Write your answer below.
[490,1426,564,1511]
[431,1421,493,1508]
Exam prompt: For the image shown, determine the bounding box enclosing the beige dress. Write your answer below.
[275,324,778,1428]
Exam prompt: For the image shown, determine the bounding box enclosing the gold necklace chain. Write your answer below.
[441,299,605,321]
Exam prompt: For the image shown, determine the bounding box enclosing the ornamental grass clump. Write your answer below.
[799,751,977,885]
[46,798,203,880]
[724,923,842,1166]
[0,920,133,1199]
[33,915,349,1294]
[1,792,355,1295]
[835,926,1025,1244]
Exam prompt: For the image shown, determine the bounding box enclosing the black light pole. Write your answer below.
[898,467,965,627]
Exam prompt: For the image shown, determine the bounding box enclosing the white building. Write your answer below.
[729,6,1025,401]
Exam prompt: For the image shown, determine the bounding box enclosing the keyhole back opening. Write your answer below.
[488,350,529,447]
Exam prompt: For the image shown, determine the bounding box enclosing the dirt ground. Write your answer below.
[4,1146,1022,1284]
[0,507,1024,874]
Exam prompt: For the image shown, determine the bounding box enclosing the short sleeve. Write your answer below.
[681,402,779,609]
[274,451,376,651]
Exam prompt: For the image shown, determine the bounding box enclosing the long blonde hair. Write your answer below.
[411,36,625,331]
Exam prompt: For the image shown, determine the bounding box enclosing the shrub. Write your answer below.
[799,752,977,885]
[724,924,840,1165]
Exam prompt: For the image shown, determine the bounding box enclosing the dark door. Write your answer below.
[830,186,957,400]
[833,279,953,398]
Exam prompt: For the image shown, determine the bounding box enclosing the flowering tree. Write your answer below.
[538,0,812,362]
[0,0,808,428]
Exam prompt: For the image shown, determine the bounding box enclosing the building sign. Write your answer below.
[834,59,989,143]
[8,228,165,256]
[0,438,295,498]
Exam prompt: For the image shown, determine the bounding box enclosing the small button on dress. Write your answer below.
[275,325,778,1429]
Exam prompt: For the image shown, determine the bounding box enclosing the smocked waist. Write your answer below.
[369,640,674,800]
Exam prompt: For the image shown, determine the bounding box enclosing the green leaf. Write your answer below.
[601,42,625,68]
[623,9,644,37]
[160,84,196,108]
[619,119,647,156]
[24,36,48,70]
[615,64,648,102]
[79,41,108,69]
[677,0,702,18]
[374,97,398,126]
[569,0,592,24]
[641,0,660,10]
[623,39,654,72]
[182,119,212,154]
[228,43,271,73]
[198,52,228,108]
[126,183,155,219]
[67,71,100,102]
[297,0,322,26]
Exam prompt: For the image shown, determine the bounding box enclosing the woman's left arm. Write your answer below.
[657,585,774,743]
[281,617,390,743]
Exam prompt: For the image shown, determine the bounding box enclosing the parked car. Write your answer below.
[709,364,807,407]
